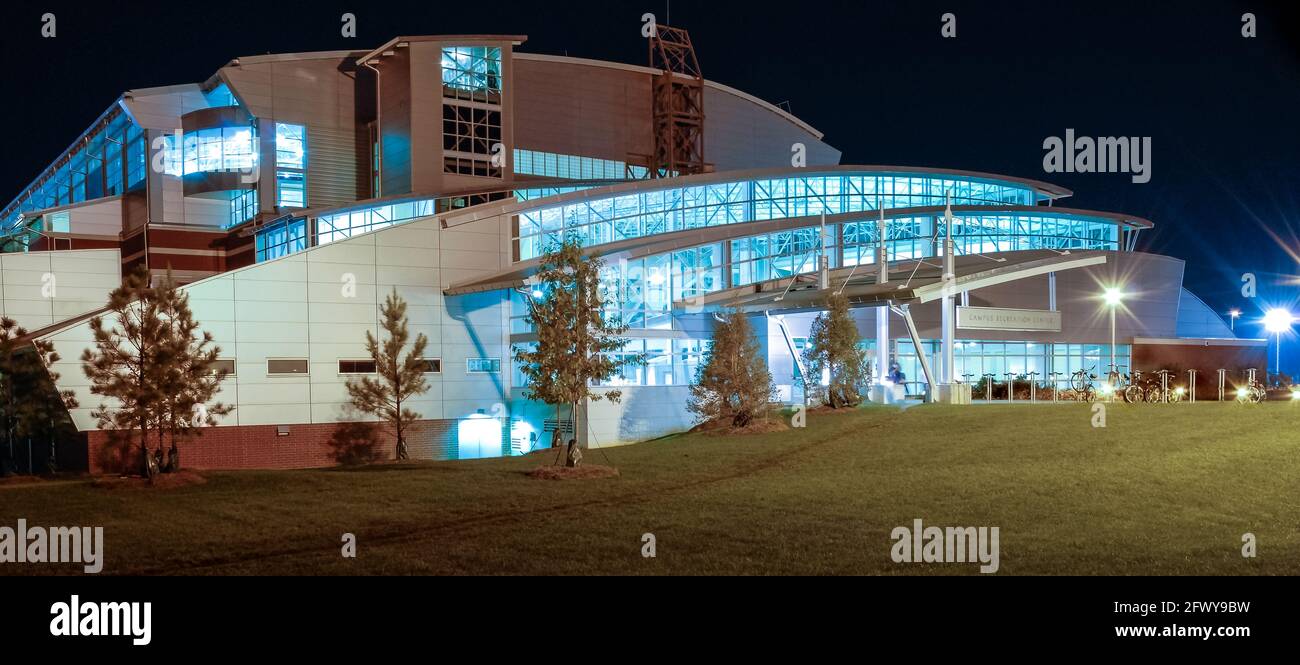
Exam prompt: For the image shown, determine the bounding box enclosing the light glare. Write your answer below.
[1264,308,1294,334]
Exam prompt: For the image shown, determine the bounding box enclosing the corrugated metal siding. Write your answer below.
[307,123,363,208]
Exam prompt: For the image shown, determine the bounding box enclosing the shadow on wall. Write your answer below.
[327,411,384,466]
[614,387,693,445]
[93,429,138,475]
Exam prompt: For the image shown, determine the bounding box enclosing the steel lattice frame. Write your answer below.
[649,24,706,178]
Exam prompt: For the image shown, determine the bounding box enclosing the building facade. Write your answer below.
[0,34,1264,472]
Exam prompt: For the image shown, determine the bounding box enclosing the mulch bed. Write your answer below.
[525,465,621,481]
[691,417,791,436]
[92,470,209,490]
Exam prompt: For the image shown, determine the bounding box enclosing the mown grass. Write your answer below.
[2,401,1298,575]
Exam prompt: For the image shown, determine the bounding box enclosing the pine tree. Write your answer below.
[81,266,168,477]
[802,292,871,408]
[345,289,430,461]
[688,311,774,428]
[513,240,641,452]
[154,270,233,470]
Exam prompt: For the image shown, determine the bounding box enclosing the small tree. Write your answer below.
[688,311,774,428]
[345,289,430,461]
[802,292,871,408]
[513,240,641,455]
[0,317,78,474]
[154,271,232,470]
[82,266,169,477]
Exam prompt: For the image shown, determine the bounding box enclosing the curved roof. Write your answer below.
[443,203,1149,296]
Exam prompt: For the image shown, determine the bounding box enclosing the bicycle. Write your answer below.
[1069,367,1097,402]
[1237,377,1266,404]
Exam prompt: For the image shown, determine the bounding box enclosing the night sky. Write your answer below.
[3,0,1298,369]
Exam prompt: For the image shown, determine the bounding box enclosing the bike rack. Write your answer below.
[1187,369,1197,403]
[1004,372,1016,404]
[1049,372,1063,403]
[983,373,995,402]
[1217,368,1226,401]
[1027,371,1040,403]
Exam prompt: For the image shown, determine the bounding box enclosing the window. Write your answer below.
[126,130,146,188]
[442,104,502,177]
[338,359,377,374]
[267,359,309,375]
[275,123,307,209]
[275,123,307,169]
[255,217,307,262]
[514,149,632,180]
[418,359,442,373]
[230,189,258,227]
[441,46,502,178]
[467,358,501,374]
[179,126,257,175]
[277,171,305,208]
[209,359,236,376]
[46,211,70,233]
[440,46,502,102]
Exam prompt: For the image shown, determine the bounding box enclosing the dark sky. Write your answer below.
[3,0,1299,369]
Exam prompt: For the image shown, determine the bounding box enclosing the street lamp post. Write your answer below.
[1264,308,1294,375]
[1104,288,1124,400]
[1229,309,1241,333]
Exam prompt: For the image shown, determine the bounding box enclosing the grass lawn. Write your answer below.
[2,402,1298,575]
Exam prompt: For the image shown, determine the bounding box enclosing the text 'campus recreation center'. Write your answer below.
[0,31,1266,471]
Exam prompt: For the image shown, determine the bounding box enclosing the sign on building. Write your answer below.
[956,306,1062,332]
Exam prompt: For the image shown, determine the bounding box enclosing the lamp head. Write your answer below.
[1264,308,1294,334]
[1103,287,1124,307]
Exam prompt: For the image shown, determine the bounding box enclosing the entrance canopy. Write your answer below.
[680,249,1109,314]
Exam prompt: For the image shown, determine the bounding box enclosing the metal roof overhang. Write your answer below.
[675,250,1110,315]
[442,203,1143,296]
[437,165,1079,232]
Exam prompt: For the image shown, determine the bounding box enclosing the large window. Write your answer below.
[440,46,502,101]
[277,171,305,209]
[442,104,501,177]
[275,123,307,208]
[230,189,258,228]
[441,46,503,178]
[513,173,1047,261]
[512,338,707,388]
[1,109,145,234]
[255,217,307,262]
[178,126,257,175]
[514,149,643,180]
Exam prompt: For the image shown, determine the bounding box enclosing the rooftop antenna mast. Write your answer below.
[649,23,706,177]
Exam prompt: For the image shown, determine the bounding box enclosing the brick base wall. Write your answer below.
[87,420,460,474]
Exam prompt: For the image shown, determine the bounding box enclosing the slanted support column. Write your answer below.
[896,304,935,403]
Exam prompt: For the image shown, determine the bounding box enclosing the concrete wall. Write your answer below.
[0,249,120,331]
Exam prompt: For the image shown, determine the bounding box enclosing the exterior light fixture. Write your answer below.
[1264,308,1294,373]
[1237,387,1248,398]
[1263,308,1293,334]
[1103,288,1124,307]
[1103,286,1125,399]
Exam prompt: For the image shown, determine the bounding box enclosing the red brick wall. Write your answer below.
[87,420,460,474]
